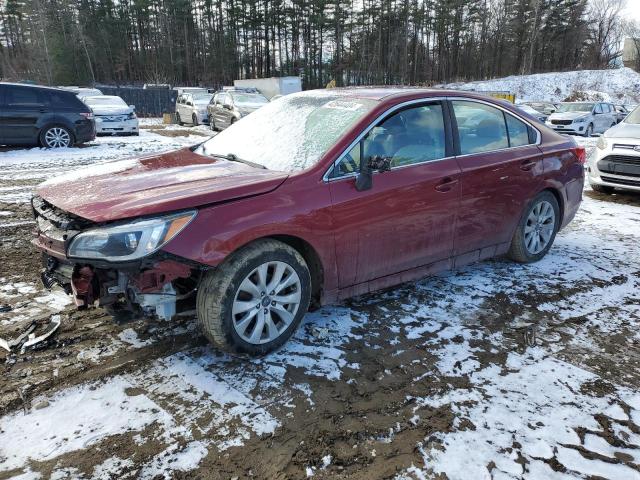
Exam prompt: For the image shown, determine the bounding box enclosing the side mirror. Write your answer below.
[355,156,392,191]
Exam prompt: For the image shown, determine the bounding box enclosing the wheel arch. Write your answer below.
[539,186,564,224]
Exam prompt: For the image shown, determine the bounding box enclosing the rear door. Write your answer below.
[2,85,46,144]
[328,100,461,287]
[450,99,544,259]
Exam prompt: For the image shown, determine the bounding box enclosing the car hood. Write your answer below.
[548,112,590,121]
[604,122,640,139]
[92,105,133,116]
[36,148,289,222]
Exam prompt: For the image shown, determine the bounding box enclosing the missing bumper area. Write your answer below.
[42,256,197,321]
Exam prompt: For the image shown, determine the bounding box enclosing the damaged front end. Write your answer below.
[32,196,201,321]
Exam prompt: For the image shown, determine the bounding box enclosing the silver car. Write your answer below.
[175,92,213,126]
[207,90,269,131]
[546,102,618,137]
[588,105,640,193]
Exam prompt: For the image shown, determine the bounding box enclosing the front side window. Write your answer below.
[452,101,509,154]
[594,104,603,114]
[333,103,447,177]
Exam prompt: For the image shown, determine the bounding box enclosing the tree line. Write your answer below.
[0,0,631,89]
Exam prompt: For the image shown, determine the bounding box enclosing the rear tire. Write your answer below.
[591,183,614,194]
[39,125,74,148]
[508,191,560,264]
[196,239,311,355]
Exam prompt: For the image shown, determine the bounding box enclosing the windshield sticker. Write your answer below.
[322,100,363,111]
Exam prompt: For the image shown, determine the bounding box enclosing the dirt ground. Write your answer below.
[1,130,640,480]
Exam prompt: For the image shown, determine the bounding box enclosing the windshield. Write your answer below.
[84,96,127,107]
[557,103,594,113]
[624,105,640,124]
[192,93,213,105]
[233,93,269,106]
[198,92,377,172]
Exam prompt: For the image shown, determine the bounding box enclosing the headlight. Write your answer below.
[596,136,608,150]
[68,211,196,262]
[127,112,137,120]
[574,116,587,123]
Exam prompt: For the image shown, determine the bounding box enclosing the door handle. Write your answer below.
[434,177,458,192]
[520,159,537,171]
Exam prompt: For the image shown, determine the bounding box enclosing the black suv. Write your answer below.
[0,83,96,148]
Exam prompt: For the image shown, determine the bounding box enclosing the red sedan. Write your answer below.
[32,88,585,354]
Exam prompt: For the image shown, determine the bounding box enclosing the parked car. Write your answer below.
[82,95,139,136]
[587,104,640,194]
[546,102,617,137]
[207,89,269,131]
[614,105,631,123]
[517,104,548,123]
[233,76,302,99]
[0,82,95,148]
[175,92,213,125]
[32,88,584,354]
[521,101,557,116]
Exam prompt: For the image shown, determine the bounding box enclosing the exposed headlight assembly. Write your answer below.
[596,136,608,150]
[67,211,196,262]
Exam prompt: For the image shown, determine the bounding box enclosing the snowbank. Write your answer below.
[441,67,640,104]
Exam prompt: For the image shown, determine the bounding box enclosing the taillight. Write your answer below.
[80,112,94,120]
[571,146,586,164]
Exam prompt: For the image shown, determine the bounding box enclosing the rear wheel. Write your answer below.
[197,239,311,355]
[508,191,560,263]
[40,125,74,148]
[591,183,614,194]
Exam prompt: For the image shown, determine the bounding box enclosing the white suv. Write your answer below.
[546,102,618,137]
[588,105,640,193]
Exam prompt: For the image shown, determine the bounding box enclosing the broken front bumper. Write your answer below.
[31,196,198,320]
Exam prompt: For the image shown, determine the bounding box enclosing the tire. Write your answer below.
[176,112,183,126]
[583,124,593,137]
[197,239,311,355]
[210,118,216,131]
[39,125,74,148]
[192,113,198,126]
[591,183,614,194]
[507,191,560,263]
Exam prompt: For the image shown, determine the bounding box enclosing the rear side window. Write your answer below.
[6,86,44,105]
[452,101,509,154]
[47,91,76,108]
[505,113,532,147]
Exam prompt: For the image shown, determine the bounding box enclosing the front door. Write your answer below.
[449,99,544,257]
[328,101,461,287]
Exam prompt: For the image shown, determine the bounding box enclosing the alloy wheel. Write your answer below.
[524,200,556,255]
[44,128,71,148]
[232,261,301,344]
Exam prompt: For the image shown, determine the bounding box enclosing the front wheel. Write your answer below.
[176,112,183,126]
[40,125,74,148]
[196,239,311,355]
[508,191,560,263]
[583,124,593,137]
[192,113,198,126]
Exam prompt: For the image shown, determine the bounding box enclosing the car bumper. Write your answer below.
[75,120,96,143]
[587,145,640,191]
[546,123,587,134]
[95,118,139,135]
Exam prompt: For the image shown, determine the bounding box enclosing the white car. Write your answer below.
[175,92,213,125]
[82,95,139,136]
[546,102,617,137]
[588,105,640,193]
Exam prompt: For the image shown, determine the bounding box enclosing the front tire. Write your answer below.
[583,124,593,137]
[176,112,183,126]
[192,113,198,126]
[40,125,74,148]
[197,239,311,355]
[508,191,560,263]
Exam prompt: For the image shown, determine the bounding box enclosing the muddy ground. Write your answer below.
[1,131,640,479]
